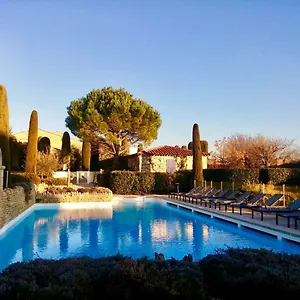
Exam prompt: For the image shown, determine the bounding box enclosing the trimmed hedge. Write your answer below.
[1,249,300,299]
[102,171,192,194]
[98,168,300,195]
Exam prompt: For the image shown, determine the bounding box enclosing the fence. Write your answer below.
[53,171,102,185]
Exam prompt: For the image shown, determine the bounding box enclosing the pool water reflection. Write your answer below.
[0,198,300,271]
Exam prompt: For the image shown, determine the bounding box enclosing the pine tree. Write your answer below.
[82,140,91,171]
[192,123,203,187]
[25,110,38,173]
[0,85,10,170]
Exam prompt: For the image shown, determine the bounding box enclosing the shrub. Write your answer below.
[25,110,38,173]
[42,177,68,185]
[200,248,300,300]
[36,152,62,178]
[0,256,207,300]
[154,172,176,193]
[10,172,41,185]
[109,171,139,194]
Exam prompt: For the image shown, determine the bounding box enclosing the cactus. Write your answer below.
[82,140,91,171]
[25,110,38,173]
[192,123,203,187]
[0,85,10,170]
[61,132,71,167]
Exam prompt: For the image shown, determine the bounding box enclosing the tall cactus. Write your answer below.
[82,140,91,171]
[192,123,203,187]
[25,110,38,173]
[61,131,71,169]
[0,85,10,170]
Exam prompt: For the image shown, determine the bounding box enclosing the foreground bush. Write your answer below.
[1,249,300,299]
[0,255,206,300]
[200,248,300,300]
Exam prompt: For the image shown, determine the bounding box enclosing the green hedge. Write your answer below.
[100,171,192,194]
[98,168,300,195]
[1,249,300,299]
[204,168,300,186]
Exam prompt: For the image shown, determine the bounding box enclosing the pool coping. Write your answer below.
[156,195,300,244]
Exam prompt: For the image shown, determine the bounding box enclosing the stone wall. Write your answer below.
[0,186,35,228]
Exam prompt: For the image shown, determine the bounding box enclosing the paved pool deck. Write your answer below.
[156,195,300,244]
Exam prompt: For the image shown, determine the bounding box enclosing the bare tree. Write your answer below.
[211,134,296,168]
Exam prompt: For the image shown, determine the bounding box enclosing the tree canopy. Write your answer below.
[211,134,298,168]
[66,87,161,168]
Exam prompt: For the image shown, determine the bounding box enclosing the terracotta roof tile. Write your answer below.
[142,145,209,157]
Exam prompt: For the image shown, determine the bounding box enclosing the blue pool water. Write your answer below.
[0,198,300,271]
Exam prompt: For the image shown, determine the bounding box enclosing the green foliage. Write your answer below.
[200,140,208,153]
[38,136,51,153]
[2,249,300,299]
[101,171,192,194]
[9,137,26,171]
[109,171,143,194]
[203,168,300,187]
[41,177,68,185]
[36,152,62,178]
[10,172,41,185]
[82,140,91,171]
[192,124,203,187]
[70,146,82,171]
[0,84,10,170]
[25,110,38,173]
[137,143,144,152]
[177,156,187,171]
[188,141,208,152]
[65,87,161,169]
[200,248,300,300]
[121,136,130,155]
[154,172,177,193]
[61,131,71,165]
[0,255,206,300]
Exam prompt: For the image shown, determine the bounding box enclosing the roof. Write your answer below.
[142,145,209,157]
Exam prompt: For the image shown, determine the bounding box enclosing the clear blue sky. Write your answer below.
[1,0,300,151]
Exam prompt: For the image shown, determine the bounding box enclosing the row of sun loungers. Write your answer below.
[169,187,300,229]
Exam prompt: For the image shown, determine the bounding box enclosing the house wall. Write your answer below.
[148,155,207,172]
[14,129,82,151]
[127,154,207,172]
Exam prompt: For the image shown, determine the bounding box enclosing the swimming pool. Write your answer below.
[0,197,300,271]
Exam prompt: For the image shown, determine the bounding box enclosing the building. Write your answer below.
[14,129,82,152]
[127,145,209,173]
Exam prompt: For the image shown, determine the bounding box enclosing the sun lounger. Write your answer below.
[199,189,230,206]
[207,190,241,209]
[252,195,299,221]
[183,187,213,202]
[231,193,266,215]
[218,191,252,211]
[276,211,300,229]
[189,189,220,205]
[169,186,204,199]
